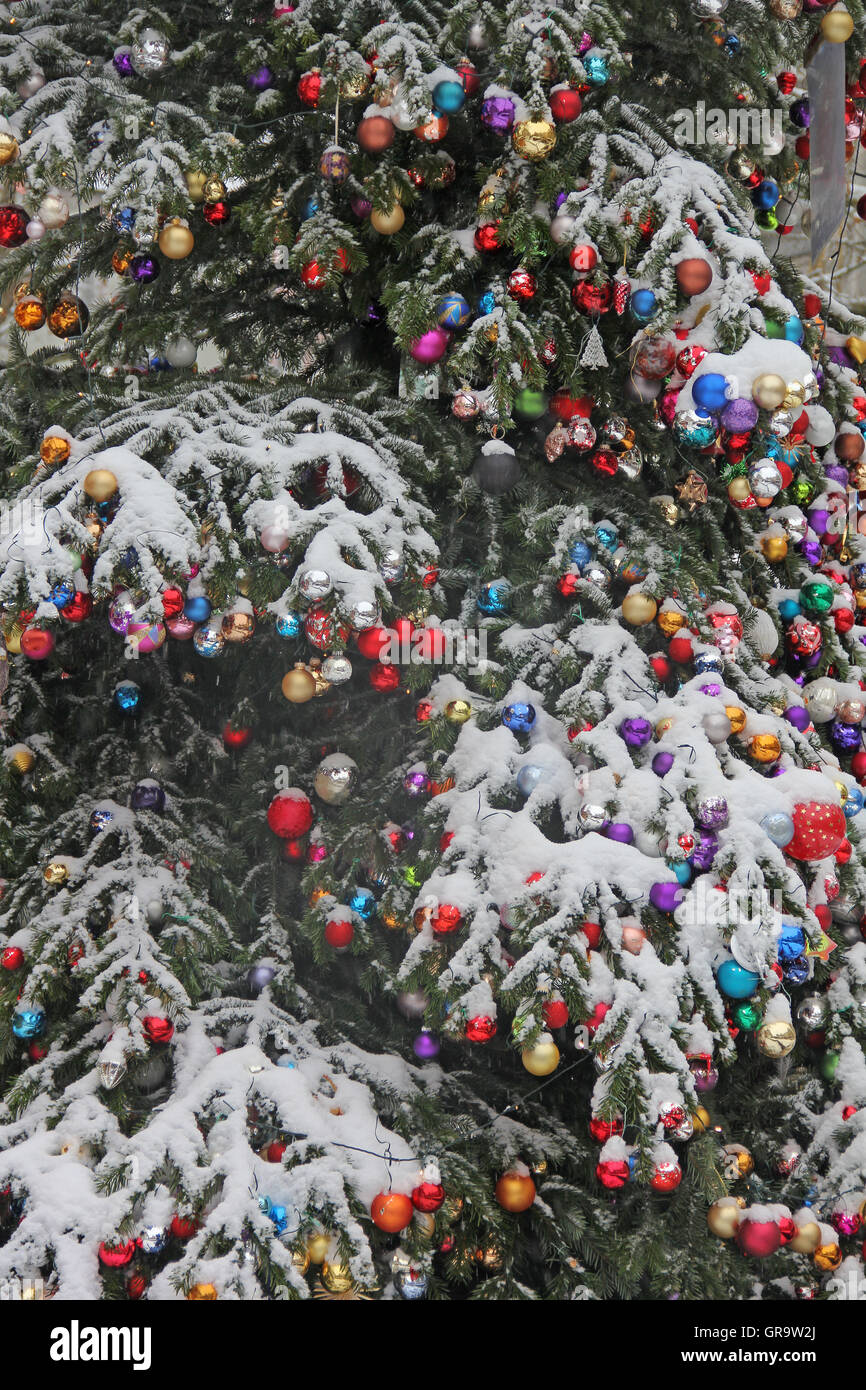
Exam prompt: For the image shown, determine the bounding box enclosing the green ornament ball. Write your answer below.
[763,317,784,339]
[793,477,814,505]
[821,1050,840,1082]
[513,388,548,421]
[733,1000,762,1031]
[799,578,835,616]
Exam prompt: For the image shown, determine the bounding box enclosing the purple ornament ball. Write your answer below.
[619,716,653,748]
[798,538,822,567]
[831,719,861,753]
[652,751,674,776]
[413,1031,440,1060]
[113,47,134,76]
[824,465,849,486]
[480,96,516,132]
[807,508,829,535]
[691,830,718,871]
[605,822,634,844]
[351,196,372,219]
[783,704,810,731]
[247,65,272,90]
[719,397,759,433]
[650,881,683,912]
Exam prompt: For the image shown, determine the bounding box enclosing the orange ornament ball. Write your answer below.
[675,258,713,296]
[495,1170,536,1212]
[370,1191,414,1232]
[357,115,396,153]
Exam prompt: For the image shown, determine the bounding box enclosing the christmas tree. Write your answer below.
[2,0,866,1304]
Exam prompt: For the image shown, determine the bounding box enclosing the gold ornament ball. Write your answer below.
[443,1195,464,1224]
[291,1248,311,1275]
[725,705,747,734]
[724,1144,754,1177]
[657,608,687,637]
[306,1232,331,1264]
[521,1036,560,1076]
[370,204,405,234]
[13,294,46,330]
[783,380,807,409]
[813,1241,842,1271]
[475,1242,504,1270]
[790,1219,821,1254]
[44,862,69,885]
[622,592,658,626]
[692,1105,712,1133]
[321,1261,354,1293]
[281,664,317,703]
[444,698,472,723]
[656,715,675,737]
[9,747,35,774]
[750,733,781,763]
[761,533,788,562]
[187,1283,218,1300]
[40,434,71,466]
[707,1199,741,1239]
[495,1171,537,1212]
[158,219,194,259]
[751,373,787,410]
[111,246,135,276]
[185,169,208,202]
[512,118,556,160]
[756,1019,796,1057]
[0,133,19,165]
[340,68,370,100]
[821,8,854,40]
[83,469,118,502]
[4,623,22,655]
[728,477,752,503]
[47,294,88,338]
[203,175,226,202]
[414,1210,436,1239]
[221,611,256,643]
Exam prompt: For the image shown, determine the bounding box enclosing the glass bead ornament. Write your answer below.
[131,29,170,74]
[0,206,28,248]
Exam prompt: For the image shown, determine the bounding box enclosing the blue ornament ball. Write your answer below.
[276,611,303,638]
[477,580,511,614]
[478,290,496,316]
[760,810,795,847]
[692,373,729,413]
[348,887,376,919]
[777,921,806,963]
[784,315,804,344]
[843,787,863,818]
[114,681,141,715]
[432,79,465,114]
[672,859,692,884]
[13,1008,45,1039]
[183,595,212,623]
[752,178,780,210]
[693,649,724,676]
[784,956,810,985]
[716,959,760,999]
[50,579,75,610]
[594,522,618,551]
[502,702,537,734]
[568,539,593,569]
[516,764,546,797]
[436,292,471,328]
[584,54,609,84]
[630,288,657,322]
[90,807,114,833]
[778,599,801,621]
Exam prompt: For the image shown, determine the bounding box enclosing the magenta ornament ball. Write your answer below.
[409,327,450,363]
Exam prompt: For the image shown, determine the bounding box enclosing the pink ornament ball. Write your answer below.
[409,327,450,364]
[127,620,166,655]
[260,526,290,553]
[20,627,55,659]
[166,616,197,640]
[736,1218,781,1257]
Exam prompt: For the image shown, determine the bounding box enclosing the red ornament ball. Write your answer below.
[20,628,55,659]
[223,723,253,750]
[370,661,400,691]
[61,592,92,623]
[99,1240,137,1268]
[432,903,462,934]
[550,88,582,122]
[324,917,354,949]
[569,244,598,272]
[650,1160,682,1192]
[370,1191,413,1232]
[356,626,391,660]
[675,258,713,296]
[596,1158,630,1189]
[589,1114,623,1142]
[411,1181,445,1212]
[851,750,866,783]
[142,1016,174,1045]
[474,222,502,253]
[266,1140,288,1163]
[507,268,537,300]
[0,206,29,248]
[170,1214,200,1240]
[572,279,612,314]
[465,1014,497,1043]
[543,998,569,1029]
[161,587,184,618]
[203,201,230,225]
[550,389,594,422]
[267,789,314,839]
[580,921,602,948]
[297,70,321,107]
[127,1273,147,1299]
[1,946,24,970]
[785,800,847,861]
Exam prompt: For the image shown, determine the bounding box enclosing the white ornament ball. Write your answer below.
[165,335,197,368]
